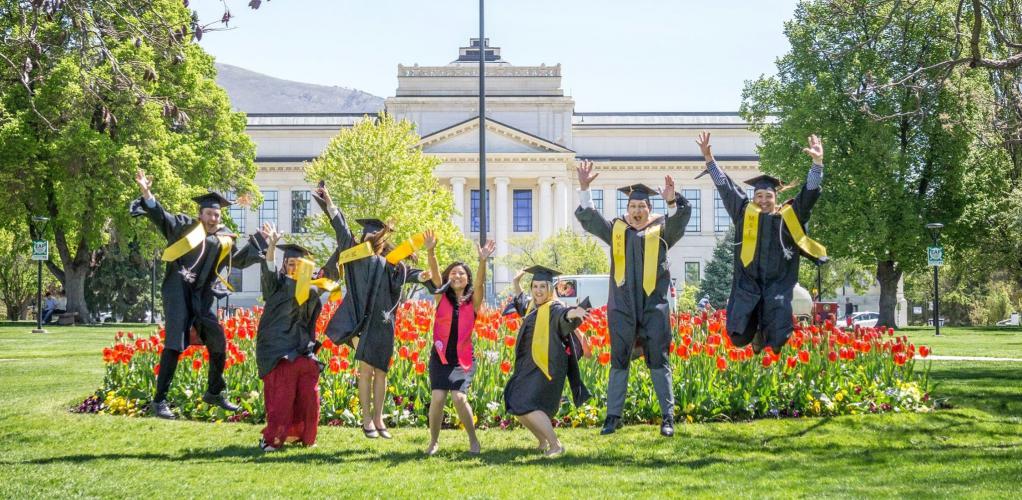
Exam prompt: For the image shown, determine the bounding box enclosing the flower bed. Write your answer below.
[81,300,934,428]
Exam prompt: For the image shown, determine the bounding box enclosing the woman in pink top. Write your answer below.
[423,232,495,455]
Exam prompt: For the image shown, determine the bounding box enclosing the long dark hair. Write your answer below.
[441,261,473,305]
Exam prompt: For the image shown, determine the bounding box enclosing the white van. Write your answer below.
[553,274,610,308]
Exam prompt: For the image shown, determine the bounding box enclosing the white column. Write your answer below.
[450,177,466,233]
[494,177,511,285]
[538,176,554,239]
[702,186,714,234]
[553,177,570,232]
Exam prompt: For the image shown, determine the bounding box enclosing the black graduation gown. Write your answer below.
[503,294,586,418]
[714,172,821,351]
[314,198,422,372]
[575,193,691,369]
[255,261,324,379]
[131,197,266,353]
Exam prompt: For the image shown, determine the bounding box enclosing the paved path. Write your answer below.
[929,355,1022,362]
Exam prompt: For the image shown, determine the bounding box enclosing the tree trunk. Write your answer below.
[876,260,902,330]
[63,263,92,324]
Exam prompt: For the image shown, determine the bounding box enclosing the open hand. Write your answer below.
[803,134,824,163]
[261,222,281,245]
[696,132,713,161]
[423,229,437,251]
[478,240,496,260]
[659,174,676,203]
[575,160,599,190]
[135,169,153,197]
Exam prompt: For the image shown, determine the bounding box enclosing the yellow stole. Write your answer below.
[385,233,425,265]
[292,257,342,305]
[161,224,234,290]
[611,220,661,296]
[739,203,827,267]
[333,241,376,279]
[531,301,553,381]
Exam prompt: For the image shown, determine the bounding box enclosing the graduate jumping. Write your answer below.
[574,161,693,437]
[131,170,268,419]
[503,265,591,458]
[255,226,339,451]
[695,131,827,354]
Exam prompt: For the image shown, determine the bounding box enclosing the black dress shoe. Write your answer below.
[202,391,240,412]
[150,400,176,420]
[600,415,622,435]
[660,415,675,437]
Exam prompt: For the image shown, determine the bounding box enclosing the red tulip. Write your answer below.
[153,363,160,376]
[329,356,341,374]
[828,350,838,363]
[786,356,797,369]
[761,355,773,368]
[504,335,516,348]
[919,345,930,358]
[500,360,512,374]
[192,358,202,371]
[414,361,426,375]
[398,345,410,360]
[598,352,611,366]
[798,350,810,364]
[716,356,727,371]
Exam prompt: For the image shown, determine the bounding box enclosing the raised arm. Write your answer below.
[311,185,356,249]
[697,132,747,222]
[792,134,825,221]
[659,174,693,247]
[473,240,495,312]
[260,223,283,298]
[423,230,442,291]
[573,159,614,244]
[130,169,194,241]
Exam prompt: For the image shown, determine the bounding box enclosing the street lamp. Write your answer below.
[477,0,492,302]
[926,222,944,336]
[31,216,50,334]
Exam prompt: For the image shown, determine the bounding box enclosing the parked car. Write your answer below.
[553,274,609,308]
[847,311,880,328]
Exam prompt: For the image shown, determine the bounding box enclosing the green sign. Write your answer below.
[31,240,48,261]
[927,246,943,267]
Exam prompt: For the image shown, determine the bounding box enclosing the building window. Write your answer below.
[713,190,729,232]
[685,262,701,285]
[683,188,700,232]
[470,189,491,233]
[291,190,311,233]
[225,190,246,234]
[513,189,532,232]
[258,190,278,228]
[616,191,628,217]
[650,195,668,215]
[591,189,604,214]
[228,267,243,292]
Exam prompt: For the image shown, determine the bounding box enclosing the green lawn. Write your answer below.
[1,325,1020,498]
[901,326,1022,358]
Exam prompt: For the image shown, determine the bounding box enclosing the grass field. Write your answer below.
[1,324,1020,498]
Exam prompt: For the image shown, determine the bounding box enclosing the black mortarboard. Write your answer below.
[618,183,657,202]
[578,296,592,310]
[276,243,313,260]
[744,175,783,192]
[356,218,387,236]
[523,265,561,282]
[192,192,232,210]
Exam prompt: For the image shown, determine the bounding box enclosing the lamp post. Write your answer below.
[477,0,491,302]
[31,216,50,333]
[926,222,944,336]
[150,249,158,325]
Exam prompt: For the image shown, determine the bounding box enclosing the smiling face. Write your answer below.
[531,279,553,305]
[283,257,299,277]
[627,199,651,225]
[198,207,222,233]
[753,189,778,213]
[445,263,471,294]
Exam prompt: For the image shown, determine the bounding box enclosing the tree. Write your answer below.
[797,256,875,301]
[85,237,163,323]
[698,230,734,309]
[303,113,472,269]
[497,230,610,282]
[741,0,991,328]
[0,224,57,320]
[0,0,258,322]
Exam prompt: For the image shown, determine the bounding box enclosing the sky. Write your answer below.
[192,0,799,112]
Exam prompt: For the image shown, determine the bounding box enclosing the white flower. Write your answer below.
[184,389,193,398]
[487,401,500,412]
[484,350,499,363]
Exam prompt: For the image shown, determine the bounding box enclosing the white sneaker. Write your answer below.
[259,438,279,452]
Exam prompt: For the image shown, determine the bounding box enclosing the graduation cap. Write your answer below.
[523,264,561,282]
[276,243,313,260]
[617,183,658,202]
[744,174,784,192]
[356,218,387,236]
[192,192,232,210]
[578,296,593,310]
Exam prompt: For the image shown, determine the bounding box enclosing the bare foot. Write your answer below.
[543,444,565,458]
[425,442,439,456]
[537,440,549,452]
[468,441,481,455]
